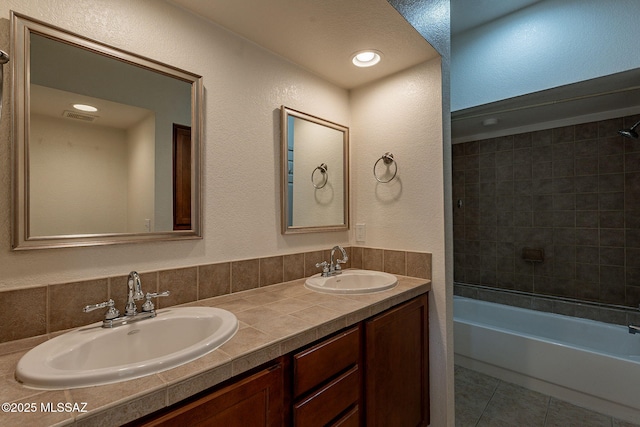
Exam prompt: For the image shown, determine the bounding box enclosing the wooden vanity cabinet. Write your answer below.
[365,294,429,427]
[132,358,285,427]
[129,294,428,427]
[292,325,362,426]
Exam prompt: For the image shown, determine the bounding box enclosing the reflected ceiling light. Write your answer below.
[73,103,98,112]
[352,50,382,67]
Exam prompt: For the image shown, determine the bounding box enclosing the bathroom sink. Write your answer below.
[305,269,397,294]
[16,306,238,390]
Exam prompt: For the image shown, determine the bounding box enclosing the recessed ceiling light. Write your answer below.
[73,104,98,112]
[482,118,498,126]
[352,50,382,68]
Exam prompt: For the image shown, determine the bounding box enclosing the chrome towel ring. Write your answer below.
[311,163,329,189]
[373,152,398,183]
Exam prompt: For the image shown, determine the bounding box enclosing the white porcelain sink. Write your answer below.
[305,269,397,294]
[16,307,238,390]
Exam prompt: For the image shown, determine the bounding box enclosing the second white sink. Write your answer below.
[16,306,238,390]
[305,269,397,294]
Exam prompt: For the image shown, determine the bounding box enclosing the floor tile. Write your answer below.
[454,365,640,427]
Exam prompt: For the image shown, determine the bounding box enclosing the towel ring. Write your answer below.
[311,163,328,189]
[373,153,397,183]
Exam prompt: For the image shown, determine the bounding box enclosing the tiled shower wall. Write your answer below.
[452,114,640,309]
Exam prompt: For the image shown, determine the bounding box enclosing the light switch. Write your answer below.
[356,223,366,242]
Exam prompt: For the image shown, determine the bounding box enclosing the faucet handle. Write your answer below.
[142,291,170,312]
[315,260,329,271]
[83,299,120,320]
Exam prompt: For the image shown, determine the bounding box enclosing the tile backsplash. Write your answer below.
[453,114,640,309]
[0,246,431,344]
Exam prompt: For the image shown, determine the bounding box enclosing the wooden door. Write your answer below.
[135,362,284,427]
[365,294,429,426]
[173,124,191,230]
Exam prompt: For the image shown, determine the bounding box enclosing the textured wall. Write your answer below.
[451,0,640,111]
[0,0,352,287]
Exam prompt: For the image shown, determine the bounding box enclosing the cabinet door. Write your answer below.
[365,294,429,427]
[137,361,284,427]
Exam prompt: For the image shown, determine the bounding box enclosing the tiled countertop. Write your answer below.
[0,275,430,427]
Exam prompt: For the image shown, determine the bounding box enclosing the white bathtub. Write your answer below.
[454,296,640,423]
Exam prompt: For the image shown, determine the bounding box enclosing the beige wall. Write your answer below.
[351,59,449,426]
[29,114,129,235]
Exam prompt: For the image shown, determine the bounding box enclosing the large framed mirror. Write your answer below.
[281,106,349,234]
[11,12,203,250]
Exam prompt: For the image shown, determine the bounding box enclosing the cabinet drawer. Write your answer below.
[332,405,360,427]
[293,325,360,397]
[293,365,360,427]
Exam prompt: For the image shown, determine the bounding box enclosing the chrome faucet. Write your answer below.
[316,246,349,277]
[84,271,170,328]
[125,271,145,316]
[330,245,348,273]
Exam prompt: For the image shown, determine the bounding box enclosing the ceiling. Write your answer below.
[451,0,544,35]
[450,0,640,143]
[168,0,439,89]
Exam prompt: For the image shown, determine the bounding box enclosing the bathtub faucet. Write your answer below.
[629,325,640,335]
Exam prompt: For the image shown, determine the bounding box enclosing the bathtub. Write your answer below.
[454,296,640,423]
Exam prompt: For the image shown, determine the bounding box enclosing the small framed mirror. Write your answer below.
[11,12,203,249]
[281,106,349,234]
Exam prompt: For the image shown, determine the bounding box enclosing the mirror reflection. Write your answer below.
[281,106,349,234]
[12,12,203,249]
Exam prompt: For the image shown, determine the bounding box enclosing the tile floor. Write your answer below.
[455,365,640,427]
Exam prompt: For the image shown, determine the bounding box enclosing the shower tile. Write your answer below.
[600,247,624,266]
[531,146,552,163]
[575,156,598,176]
[480,138,497,153]
[599,174,624,193]
[495,136,514,152]
[465,140,480,155]
[575,122,598,141]
[575,175,599,193]
[600,211,624,228]
[513,132,532,148]
[552,159,575,177]
[599,135,625,155]
[513,148,532,165]
[575,139,599,157]
[552,177,575,193]
[576,193,599,210]
[532,161,553,180]
[552,126,574,144]
[598,118,623,138]
[625,152,640,172]
[576,210,600,228]
[479,152,496,169]
[600,192,625,211]
[600,229,625,247]
[599,154,624,174]
[531,129,552,146]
